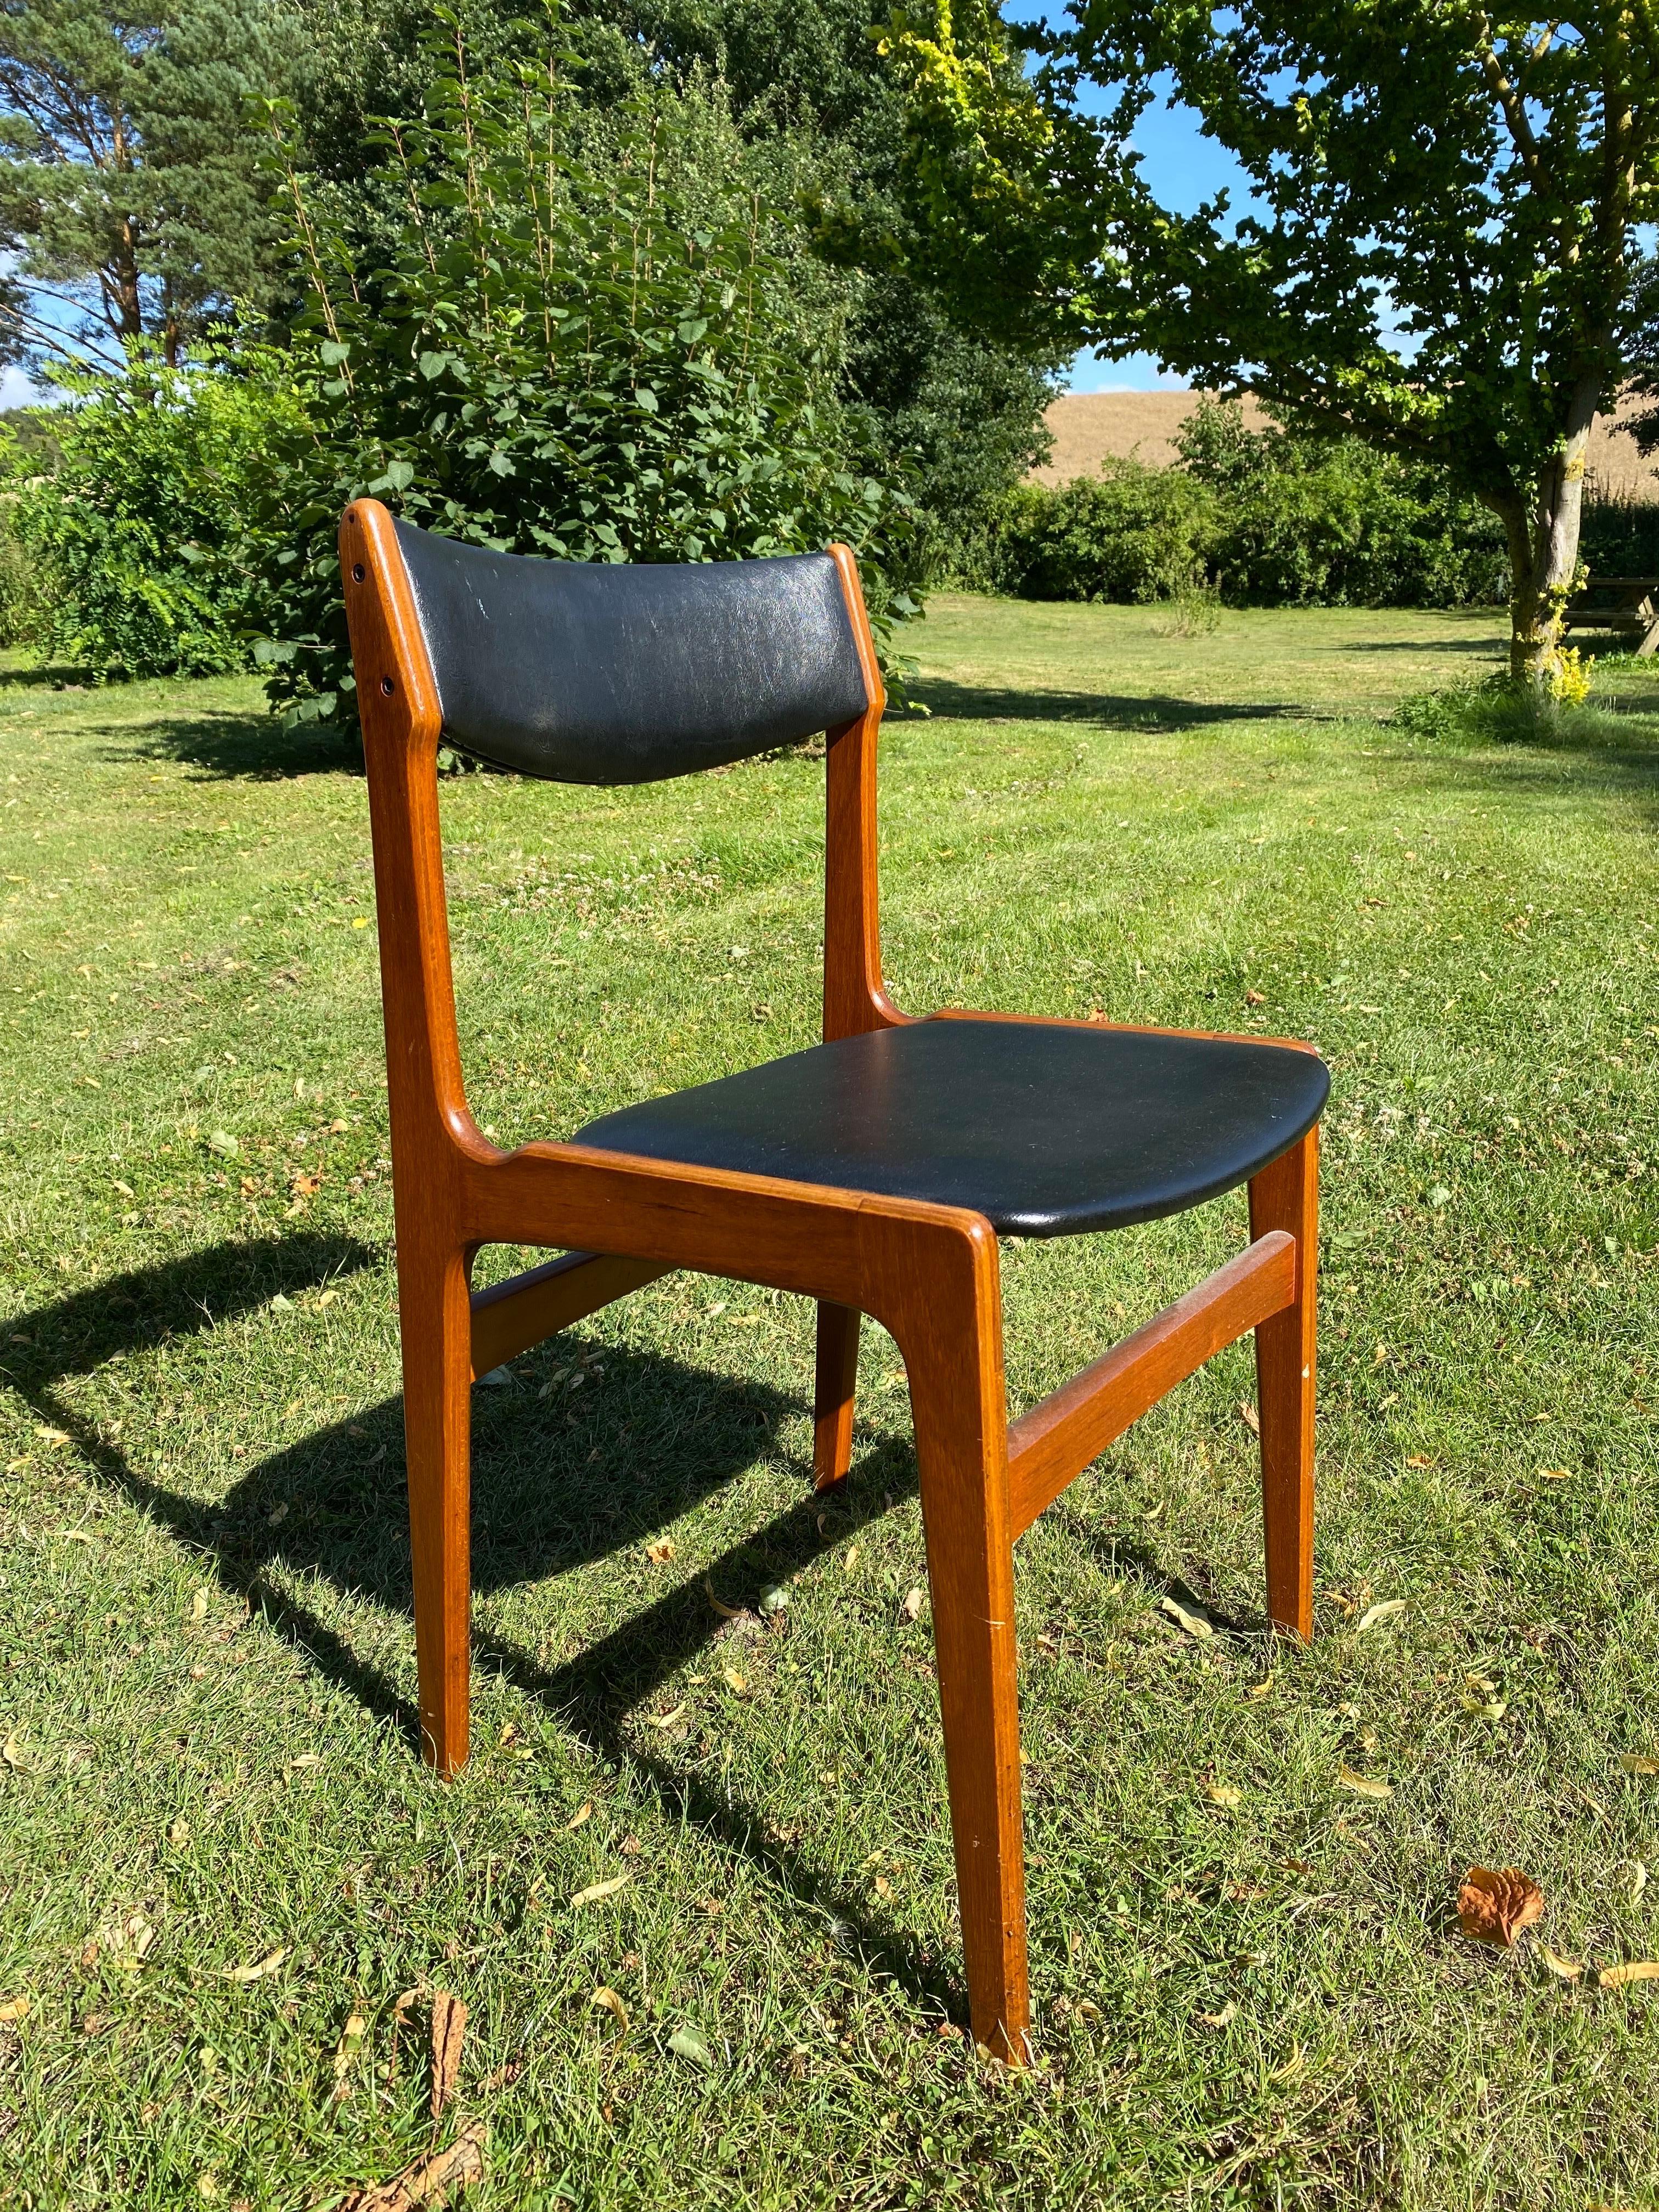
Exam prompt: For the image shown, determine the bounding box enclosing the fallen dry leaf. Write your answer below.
[223,1947,287,1984]
[704,1578,742,1620]
[1160,1594,1212,1640]
[1200,2000,1239,2027]
[589,1986,630,2034]
[647,1705,685,1731]
[334,2010,367,2089]
[644,1539,675,1565]
[1598,1960,1659,1989]
[1355,1599,1407,1634]
[843,1545,861,1574]
[1404,1454,1434,1469]
[1458,1866,1544,1948]
[2,1728,32,1772]
[569,1875,631,1909]
[430,1991,466,2120]
[191,1589,209,1623]
[721,1667,747,1695]
[1248,1673,1274,1701]
[1537,1946,1582,1982]
[341,2119,486,2212]
[1619,1754,1659,1776]
[0,1996,29,2024]
[1336,1767,1393,1801]
[900,1587,926,1622]
[562,1802,592,1831]
[1205,1781,1243,1810]
[1237,1401,1260,1437]
[1538,1467,1572,1481]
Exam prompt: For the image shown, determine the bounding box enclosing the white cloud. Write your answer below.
[0,364,47,409]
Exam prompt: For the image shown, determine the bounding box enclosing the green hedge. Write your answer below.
[979,398,1523,609]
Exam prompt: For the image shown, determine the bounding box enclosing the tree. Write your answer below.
[286,0,1062,568]
[884,4,1659,682]
[255,19,918,733]
[0,0,292,368]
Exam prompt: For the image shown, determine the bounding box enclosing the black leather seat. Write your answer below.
[577,1017,1329,1237]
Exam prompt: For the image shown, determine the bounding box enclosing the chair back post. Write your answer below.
[339,500,480,1186]
[824,545,907,1040]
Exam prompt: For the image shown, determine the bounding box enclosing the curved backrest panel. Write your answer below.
[393,522,870,784]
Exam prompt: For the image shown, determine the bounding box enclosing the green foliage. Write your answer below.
[988,400,1512,611]
[886,3,1659,671]
[0,1,293,366]
[14,351,295,679]
[1176,400,1509,610]
[287,0,1058,594]
[256,21,918,735]
[991,462,1212,603]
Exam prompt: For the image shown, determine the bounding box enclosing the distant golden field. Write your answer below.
[1036,388,1659,497]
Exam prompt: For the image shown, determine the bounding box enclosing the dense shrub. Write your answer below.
[990,461,1214,601]
[990,397,1515,610]
[13,354,295,679]
[255,26,918,734]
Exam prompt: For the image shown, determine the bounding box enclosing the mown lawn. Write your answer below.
[1,595,1657,2209]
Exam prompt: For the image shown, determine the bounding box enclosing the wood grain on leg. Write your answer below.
[813,1301,861,1489]
[400,1239,475,1774]
[896,1228,1030,2062]
[1248,1130,1318,1641]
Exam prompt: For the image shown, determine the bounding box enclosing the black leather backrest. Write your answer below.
[393,522,869,784]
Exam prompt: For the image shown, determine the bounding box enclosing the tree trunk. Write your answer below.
[1499,372,1602,684]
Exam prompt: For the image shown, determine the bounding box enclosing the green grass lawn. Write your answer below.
[2,595,1657,2209]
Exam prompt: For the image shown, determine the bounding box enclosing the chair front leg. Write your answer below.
[812,1301,861,1489]
[1247,1128,1318,1641]
[400,1239,475,1773]
[900,1259,1030,2062]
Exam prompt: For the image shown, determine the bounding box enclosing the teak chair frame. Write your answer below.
[340,498,1319,2064]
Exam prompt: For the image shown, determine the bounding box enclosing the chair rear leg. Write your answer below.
[400,1243,475,1773]
[904,1305,1030,2062]
[1248,1128,1318,1641]
[812,1302,861,1489]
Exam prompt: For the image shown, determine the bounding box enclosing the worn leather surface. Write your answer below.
[575,1017,1330,1237]
[393,522,868,783]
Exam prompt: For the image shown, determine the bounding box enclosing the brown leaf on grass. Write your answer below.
[1199,2000,1238,2028]
[589,1986,630,2034]
[1159,1595,1212,1640]
[0,1996,29,2023]
[1244,989,1266,1007]
[2,1728,32,1772]
[1336,1767,1392,1801]
[334,2010,367,2090]
[704,1578,743,1620]
[1458,1866,1544,1947]
[644,1539,675,1565]
[569,1875,631,1908]
[1537,1945,1582,1982]
[222,1947,287,1984]
[899,1587,926,1622]
[1598,1960,1659,1989]
[1619,1754,1659,1776]
[1237,1401,1260,1437]
[562,1802,592,1831]
[342,2119,487,2212]
[430,1991,466,2121]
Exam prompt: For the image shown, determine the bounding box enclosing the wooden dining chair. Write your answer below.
[339,496,1329,2064]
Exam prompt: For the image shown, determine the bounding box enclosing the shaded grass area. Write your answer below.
[1,599,1657,2208]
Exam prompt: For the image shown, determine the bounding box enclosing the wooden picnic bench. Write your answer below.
[1564,574,1659,655]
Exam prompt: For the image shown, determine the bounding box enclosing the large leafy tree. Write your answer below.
[0,0,292,367]
[885,4,1659,681]
[287,0,1063,567]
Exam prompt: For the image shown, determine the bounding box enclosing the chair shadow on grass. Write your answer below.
[4,1231,1007,2022]
[906,678,1308,731]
